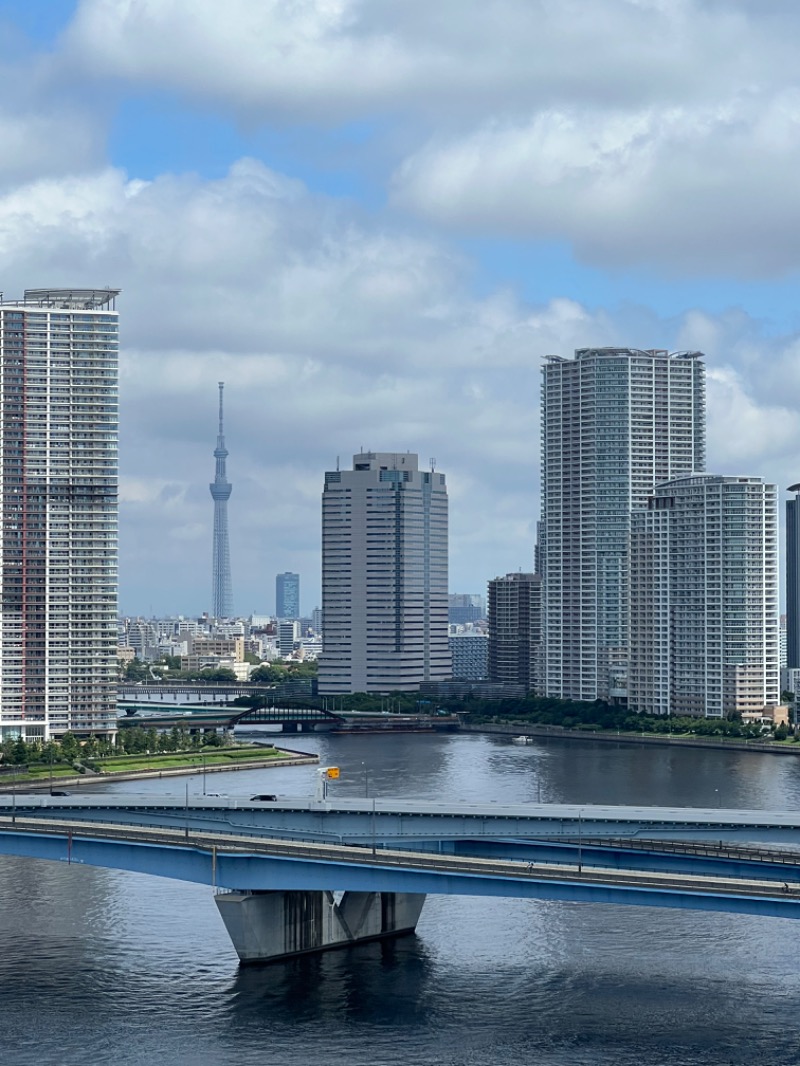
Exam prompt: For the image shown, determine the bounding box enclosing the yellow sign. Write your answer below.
[326,767,340,779]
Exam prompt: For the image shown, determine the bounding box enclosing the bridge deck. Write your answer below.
[5,796,800,846]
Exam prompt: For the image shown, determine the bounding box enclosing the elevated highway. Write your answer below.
[7,794,800,847]
[5,796,800,963]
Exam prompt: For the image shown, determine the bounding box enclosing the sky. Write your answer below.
[3,0,800,617]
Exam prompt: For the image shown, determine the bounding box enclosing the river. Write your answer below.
[2,731,800,1066]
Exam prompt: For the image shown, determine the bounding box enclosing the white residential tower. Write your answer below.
[629,475,779,718]
[540,347,706,702]
[0,288,119,740]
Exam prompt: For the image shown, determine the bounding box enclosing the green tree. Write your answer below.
[60,732,79,761]
[123,658,149,682]
[250,664,287,683]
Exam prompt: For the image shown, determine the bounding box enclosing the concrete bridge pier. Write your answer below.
[215,889,426,964]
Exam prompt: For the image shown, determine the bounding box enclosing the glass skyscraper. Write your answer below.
[0,288,119,740]
[275,571,300,619]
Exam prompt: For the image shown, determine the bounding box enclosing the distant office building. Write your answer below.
[541,347,706,702]
[311,607,323,634]
[629,475,779,718]
[319,451,450,693]
[276,572,300,619]
[786,485,800,669]
[448,593,485,625]
[181,635,245,672]
[449,632,489,680]
[0,287,120,740]
[488,573,542,693]
[277,620,300,657]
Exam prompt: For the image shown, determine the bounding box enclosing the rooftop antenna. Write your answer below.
[430,457,437,472]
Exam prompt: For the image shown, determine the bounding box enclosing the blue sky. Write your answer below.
[2,0,800,614]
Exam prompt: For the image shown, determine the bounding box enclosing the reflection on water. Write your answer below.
[2,732,800,1065]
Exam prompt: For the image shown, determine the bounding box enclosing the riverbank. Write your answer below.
[0,746,318,792]
[462,721,800,756]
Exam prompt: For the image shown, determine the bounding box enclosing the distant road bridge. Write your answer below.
[117,683,312,702]
[117,701,458,734]
[3,796,800,964]
[117,702,344,733]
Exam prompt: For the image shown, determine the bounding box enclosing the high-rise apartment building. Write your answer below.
[0,287,119,740]
[210,382,233,618]
[786,485,800,669]
[488,572,541,692]
[319,451,450,693]
[541,347,706,701]
[276,571,300,619]
[629,475,779,718]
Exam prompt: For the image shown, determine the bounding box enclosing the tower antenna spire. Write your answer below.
[210,381,233,617]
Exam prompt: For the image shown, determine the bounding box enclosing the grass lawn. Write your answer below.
[90,747,282,773]
[2,746,284,784]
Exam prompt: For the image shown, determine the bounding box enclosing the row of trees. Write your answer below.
[463,695,793,740]
[0,725,228,769]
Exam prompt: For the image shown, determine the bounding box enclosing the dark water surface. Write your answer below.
[2,732,800,1066]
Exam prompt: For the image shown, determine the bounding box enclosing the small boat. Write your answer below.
[511,735,534,745]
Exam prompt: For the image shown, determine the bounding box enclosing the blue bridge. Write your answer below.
[2,795,800,963]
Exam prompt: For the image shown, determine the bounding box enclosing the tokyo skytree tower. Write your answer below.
[209,381,233,617]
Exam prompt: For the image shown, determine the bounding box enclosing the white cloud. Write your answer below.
[392,92,800,276]
[2,153,797,612]
[0,51,106,187]
[52,1,800,276]
[63,0,800,121]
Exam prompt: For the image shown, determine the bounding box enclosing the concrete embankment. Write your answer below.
[461,722,800,756]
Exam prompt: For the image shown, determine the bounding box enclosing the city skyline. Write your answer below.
[4,3,800,615]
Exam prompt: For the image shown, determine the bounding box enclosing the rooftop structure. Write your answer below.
[0,288,121,309]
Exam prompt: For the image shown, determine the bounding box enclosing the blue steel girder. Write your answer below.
[1,824,800,922]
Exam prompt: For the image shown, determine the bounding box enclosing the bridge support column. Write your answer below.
[215,890,426,964]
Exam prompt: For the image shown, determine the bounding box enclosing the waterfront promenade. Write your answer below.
[463,721,800,755]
